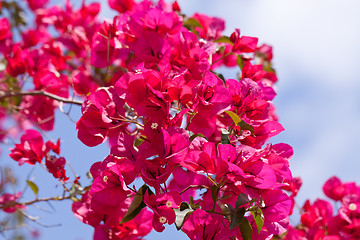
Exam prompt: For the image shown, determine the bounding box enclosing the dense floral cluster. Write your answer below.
[70,0,295,239]
[0,0,293,239]
[9,129,68,181]
[283,176,360,240]
[1,0,358,240]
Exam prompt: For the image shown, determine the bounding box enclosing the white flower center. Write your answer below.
[103,175,108,182]
[166,201,172,208]
[151,122,158,129]
[159,216,167,224]
[349,203,357,211]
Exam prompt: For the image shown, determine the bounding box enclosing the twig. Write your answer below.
[18,211,62,228]
[0,196,72,210]
[0,90,83,106]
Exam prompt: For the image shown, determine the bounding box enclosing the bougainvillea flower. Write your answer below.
[72,71,98,96]
[323,176,345,201]
[144,190,182,232]
[33,70,69,98]
[45,156,69,181]
[20,95,56,130]
[5,44,28,77]
[230,28,258,53]
[89,160,132,217]
[77,87,127,147]
[72,192,103,227]
[191,13,225,40]
[93,208,153,240]
[0,192,25,213]
[9,129,46,165]
[91,21,121,68]
[182,209,236,239]
[26,0,49,10]
[0,18,11,41]
[108,0,136,13]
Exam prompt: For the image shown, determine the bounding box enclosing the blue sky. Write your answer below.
[2,0,360,239]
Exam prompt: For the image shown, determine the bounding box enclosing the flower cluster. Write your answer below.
[9,129,68,181]
[283,176,360,240]
[71,0,295,239]
[1,0,298,239]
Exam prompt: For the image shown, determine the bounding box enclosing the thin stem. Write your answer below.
[180,185,209,195]
[0,90,83,106]
[20,196,72,207]
[212,52,233,65]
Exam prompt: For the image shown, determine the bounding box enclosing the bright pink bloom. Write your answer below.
[167,167,210,201]
[91,21,120,68]
[9,129,46,165]
[45,156,69,181]
[181,138,217,174]
[323,176,346,201]
[143,8,182,36]
[20,95,56,130]
[6,44,28,77]
[89,155,136,224]
[45,139,61,155]
[93,208,153,240]
[256,44,273,62]
[182,209,235,239]
[26,0,48,10]
[262,190,292,223]
[72,192,104,227]
[0,18,11,41]
[144,191,182,232]
[230,28,258,53]
[22,28,50,49]
[72,71,98,96]
[33,70,69,98]
[77,87,127,147]
[300,199,333,233]
[192,13,225,40]
[0,192,25,213]
[114,68,170,124]
[108,0,135,13]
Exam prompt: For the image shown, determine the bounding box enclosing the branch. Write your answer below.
[0,90,83,106]
[0,196,72,210]
[21,196,73,207]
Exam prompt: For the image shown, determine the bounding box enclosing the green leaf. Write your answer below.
[239,120,255,136]
[188,196,200,209]
[189,133,205,142]
[134,136,145,147]
[183,18,202,29]
[120,185,149,224]
[251,208,264,234]
[237,55,244,70]
[225,111,241,126]
[189,196,195,209]
[236,193,249,208]
[26,180,38,196]
[239,218,253,240]
[214,36,233,44]
[210,70,226,87]
[180,202,190,211]
[221,128,230,144]
[229,206,245,229]
[86,171,93,179]
[69,183,83,198]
